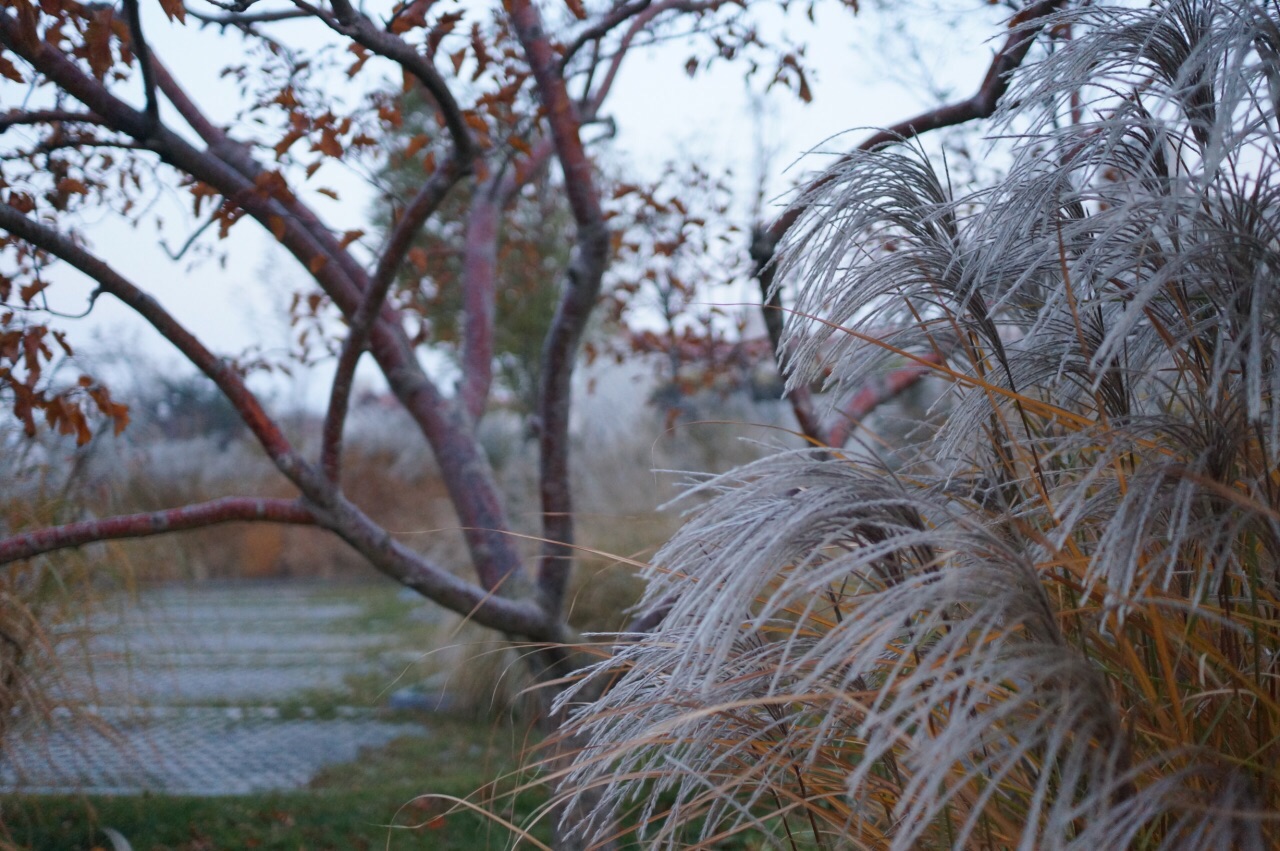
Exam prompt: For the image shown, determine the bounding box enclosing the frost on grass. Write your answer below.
[560,3,1280,849]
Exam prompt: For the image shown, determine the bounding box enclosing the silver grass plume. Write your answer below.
[559,2,1280,848]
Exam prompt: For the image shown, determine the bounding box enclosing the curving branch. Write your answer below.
[122,0,159,134]
[300,0,476,168]
[0,201,553,639]
[0,498,314,565]
[0,0,592,647]
[0,202,302,472]
[754,0,1069,446]
[186,5,311,27]
[558,0,652,74]
[582,0,727,118]
[825,354,944,449]
[506,0,611,616]
[322,158,464,481]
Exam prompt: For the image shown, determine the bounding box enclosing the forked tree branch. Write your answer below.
[754,0,1069,446]
[0,205,552,637]
[0,498,315,565]
[322,158,464,481]
[303,0,476,168]
[583,0,727,117]
[558,0,652,74]
[0,20,364,308]
[122,0,159,134]
[0,2,582,645]
[150,56,376,293]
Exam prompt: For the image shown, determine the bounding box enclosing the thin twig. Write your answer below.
[0,202,301,469]
[0,110,109,133]
[186,5,311,27]
[558,0,652,73]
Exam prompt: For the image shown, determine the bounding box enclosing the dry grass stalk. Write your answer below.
[557,3,1280,848]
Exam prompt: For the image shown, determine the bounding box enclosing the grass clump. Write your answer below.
[556,2,1280,849]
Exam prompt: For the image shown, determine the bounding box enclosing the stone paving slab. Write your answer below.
[0,708,426,795]
[2,581,438,796]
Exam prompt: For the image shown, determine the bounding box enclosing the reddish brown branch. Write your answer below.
[0,208,549,635]
[459,184,500,423]
[457,139,558,423]
[755,0,1067,445]
[0,203,302,472]
[322,159,463,481]
[826,355,943,449]
[0,498,314,565]
[304,0,476,168]
[583,0,725,117]
[507,0,611,615]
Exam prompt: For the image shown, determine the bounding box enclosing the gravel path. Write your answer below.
[0,582,435,795]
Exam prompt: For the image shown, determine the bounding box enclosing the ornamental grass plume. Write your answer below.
[555,2,1280,848]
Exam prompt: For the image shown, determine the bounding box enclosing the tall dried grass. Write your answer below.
[557,2,1280,848]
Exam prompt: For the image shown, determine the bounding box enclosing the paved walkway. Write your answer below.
[0,582,436,795]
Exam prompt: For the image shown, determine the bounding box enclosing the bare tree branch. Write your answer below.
[149,56,375,292]
[582,0,727,117]
[0,202,302,472]
[299,0,477,168]
[507,0,611,616]
[0,110,109,133]
[0,202,553,638]
[457,138,558,423]
[0,498,315,565]
[322,158,464,481]
[122,0,159,134]
[559,0,652,74]
[186,5,311,27]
